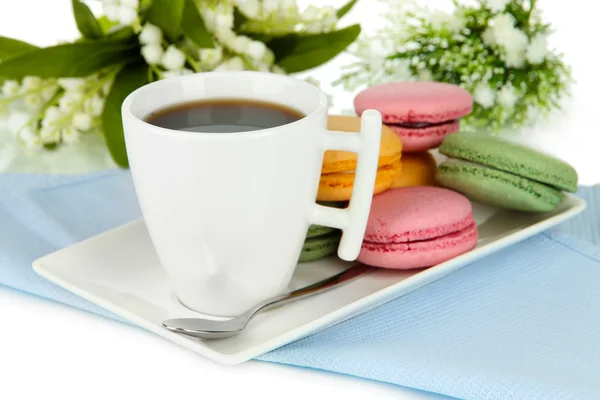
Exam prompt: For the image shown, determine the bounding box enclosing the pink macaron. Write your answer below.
[354,82,473,152]
[358,186,478,269]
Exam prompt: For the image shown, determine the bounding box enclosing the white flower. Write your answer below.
[57,78,86,92]
[102,81,112,96]
[59,91,84,112]
[497,84,518,108]
[1,80,20,96]
[41,85,58,102]
[42,106,64,128]
[103,0,138,25]
[474,83,495,109]
[139,23,162,45]
[215,11,234,32]
[489,13,515,39]
[231,35,253,53]
[24,94,43,109]
[236,0,260,19]
[39,125,60,143]
[121,0,138,7]
[245,40,267,61]
[482,0,511,13]
[62,126,81,144]
[84,94,105,117]
[482,27,496,46]
[161,45,186,70]
[72,112,92,131]
[199,47,223,69]
[21,76,42,92]
[214,56,246,71]
[6,110,32,136]
[102,0,119,21]
[526,34,548,64]
[446,13,465,33]
[18,127,41,151]
[429,10,450,31]
[262,0,279,13]
[319,6,336,30]
[162,68,194,79]
[141,44,164,65]
[302,5,319,20]
[118,6,137,25]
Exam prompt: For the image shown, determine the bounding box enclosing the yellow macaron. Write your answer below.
[391,151,437,188]
[318,115,403,202]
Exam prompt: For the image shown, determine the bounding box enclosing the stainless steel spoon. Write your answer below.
[162,264,375,340]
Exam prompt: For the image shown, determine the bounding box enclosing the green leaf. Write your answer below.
[0,37,138,79]
[98,16,118,34]
[102,62,149,168]
[337,0,359,18]
[270,24,361,73]
[0,36,38,60]
[145,0,185,42]
[181,0,214,48]
[72,0,104,39]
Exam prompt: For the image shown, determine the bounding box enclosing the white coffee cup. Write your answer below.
[122,71,382,316]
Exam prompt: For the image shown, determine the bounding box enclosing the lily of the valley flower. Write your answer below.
[102,0,138,26]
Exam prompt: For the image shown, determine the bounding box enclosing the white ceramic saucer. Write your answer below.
[33,195,585,365]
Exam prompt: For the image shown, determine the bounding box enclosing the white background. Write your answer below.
[0,1,597,399]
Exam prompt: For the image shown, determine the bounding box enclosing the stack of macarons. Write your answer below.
[354,81,473,189]
[318,115,403,201]
[436,132,578,212]
[299,224,341,263]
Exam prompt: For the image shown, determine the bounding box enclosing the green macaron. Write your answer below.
[299,230,341,262]
[436,132,578,212]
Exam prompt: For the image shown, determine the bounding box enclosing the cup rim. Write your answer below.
[121,71,329,139]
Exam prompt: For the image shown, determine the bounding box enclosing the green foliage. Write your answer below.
[72,0,104,39]
[102,62,149,168]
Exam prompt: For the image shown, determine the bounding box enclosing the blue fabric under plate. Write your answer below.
[1,171,600,400]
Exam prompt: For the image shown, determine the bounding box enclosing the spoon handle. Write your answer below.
[245,264,376,319]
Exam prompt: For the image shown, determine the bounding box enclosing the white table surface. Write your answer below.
[0,1,597,399]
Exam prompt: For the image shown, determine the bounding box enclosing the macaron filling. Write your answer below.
[391,119,459,129]
[362,222,477,253]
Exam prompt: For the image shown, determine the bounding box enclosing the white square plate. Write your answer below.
[33,195,585,365]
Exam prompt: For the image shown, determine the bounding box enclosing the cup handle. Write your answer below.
[310,109,382,261]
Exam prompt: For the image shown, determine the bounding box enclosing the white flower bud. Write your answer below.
[215,12,234,31]
[199,47,223,68]
[42,106,64,127]
[103,1,119,22]
[7,111,32,136]
[497,84,518,109]
[19,128,42,152]
[139,23,162,45]
[57,78,86,92]
[22,76,42,91]
[1,80,20,96]
[102,81,112,96]
[214,56,245,71]
[262,0,278,13]
[474,83,495,109]
[84,94,105,117]
[62,126,81,144]
[141,44,164,65]
[121,0,139,8]
[24,94,43,109]
[236,0,260,18]
[118,5,137,25]
[526,35,548,65]
[72,112,92,131]
[39,125,60,144]
[41,85,58,101]
[59,91,84,112]
[161,46,186,70]
[245,41,267,61]
[302,5,319,20]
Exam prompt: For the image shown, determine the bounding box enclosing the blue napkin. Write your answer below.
[1,171,600,400]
